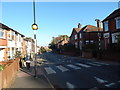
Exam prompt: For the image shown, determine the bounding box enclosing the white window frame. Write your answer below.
[86,40,89,44]
[75,42,78,48]
[90,40,94,43]
[75,34,77,40]
[104,21,108,31]
[0,28,5,39]
[115,17,120,29]
[79,33,82,39]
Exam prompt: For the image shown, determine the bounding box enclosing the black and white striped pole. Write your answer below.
[95,19,101,50]
[32,0,38,77]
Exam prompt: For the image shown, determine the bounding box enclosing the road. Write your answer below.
[36,52,120,89]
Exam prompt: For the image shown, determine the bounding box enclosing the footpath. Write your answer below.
[10,61,54,89]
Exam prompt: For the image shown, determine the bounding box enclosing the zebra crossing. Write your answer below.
[44,62,110,75]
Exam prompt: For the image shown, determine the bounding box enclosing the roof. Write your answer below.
[0,23,25,37]
[73,28,81,33]
[79,25,103,33]
[0,23,12,30]
[58,40,64,44]
[70,28,81,38]
[102,8,120,22]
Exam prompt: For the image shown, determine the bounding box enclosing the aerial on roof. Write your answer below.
[102,8,120,22]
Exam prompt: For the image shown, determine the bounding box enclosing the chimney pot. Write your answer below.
[78,23,82,29]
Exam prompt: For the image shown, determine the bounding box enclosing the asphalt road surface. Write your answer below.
[36,52,120,89]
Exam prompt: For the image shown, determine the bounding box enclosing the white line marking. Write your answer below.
[44,67,56,74]
[87,63,101,66]
[66,82,74,89]
[118,80,120,83]
[94,77,108,83]
[67,64,81,70]
[105,83,116,87]
[94,62,110,65]
[56,65,69,72]
[76,63,91,68]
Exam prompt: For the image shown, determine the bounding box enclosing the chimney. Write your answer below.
[78,23,82,29]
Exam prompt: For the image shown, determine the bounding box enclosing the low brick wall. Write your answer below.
[0,58,19,89]
[82,52,93,58]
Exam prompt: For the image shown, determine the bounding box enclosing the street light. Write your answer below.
[95,19,101,50]
[32,0,38,77]
[32,23,38,30]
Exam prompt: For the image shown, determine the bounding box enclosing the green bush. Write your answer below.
[0,64,6,71]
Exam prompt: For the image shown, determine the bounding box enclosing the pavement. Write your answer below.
[11,61,54,89]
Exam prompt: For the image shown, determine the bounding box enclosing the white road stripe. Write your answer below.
[94,77,108,83]
[67,64,81,70]
[105,83,116,87]
[94,62,110,65]
[44,67,56,74]
[118,80,120,83]
[66,82,74,89]
[76,63,91,68]
[56,65,69,72]
[87,63,101,66]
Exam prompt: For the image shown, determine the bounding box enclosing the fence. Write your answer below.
[0,58,19,89]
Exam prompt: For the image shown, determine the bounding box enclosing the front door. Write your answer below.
[0,49,4,61]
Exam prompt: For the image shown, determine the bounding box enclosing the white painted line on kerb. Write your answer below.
[66,82,75,89]
[44,67,56,74]
[76,63,91,68]
[94,77,108,83]
[67,64,81,70]
[105,83,116,87]
[56,65,69,72]
[87,63,101,66]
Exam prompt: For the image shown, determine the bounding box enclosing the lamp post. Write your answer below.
[32,0,38,77]
[95,19,101,50]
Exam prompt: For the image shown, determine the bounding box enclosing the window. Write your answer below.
[0,28,5,38]
[112,32,120,43]
[90,40,94,44]
[75,34,77,39]
[116,17,120,29]
[86,40,89,44]
[75,42,78,48]
[79,33,82,39]
[104,21,108,31]
[11,31,15,40]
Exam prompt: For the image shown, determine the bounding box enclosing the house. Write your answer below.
[69,23,82,48]
[0,23,26,61]
[0,23,10,61]
[24,37,35,58]
[102,8,120,49]
[78,25,103,50]
[57,36,69,49]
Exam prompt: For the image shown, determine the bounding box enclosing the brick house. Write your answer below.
[69,23,82,48]
[0,23,26,61]
[57,36,69,49]
[102,8,120,49]
[78,25,103,50]
[0,23,10,61]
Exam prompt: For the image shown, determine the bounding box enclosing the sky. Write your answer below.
[1,1,119,46]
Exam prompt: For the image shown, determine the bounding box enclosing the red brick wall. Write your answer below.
[109,18,116,32]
